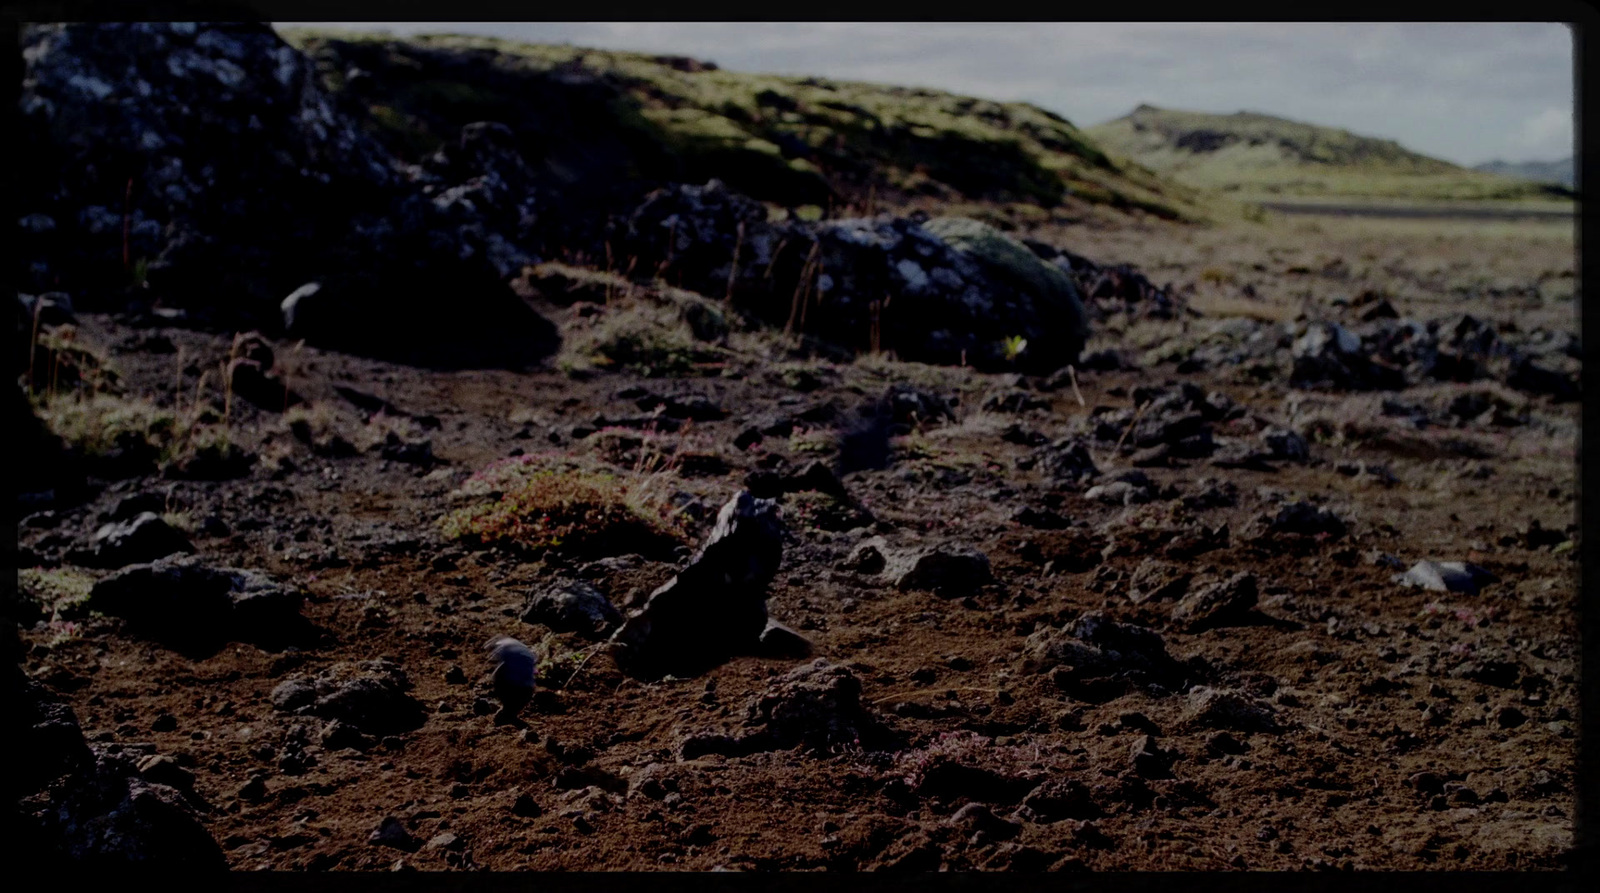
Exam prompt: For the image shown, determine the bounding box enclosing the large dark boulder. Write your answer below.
[9,664,224,869]
[615,181,1091,372]
[87,554,311,654]
[18,23,555,369]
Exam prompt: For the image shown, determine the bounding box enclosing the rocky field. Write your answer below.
[11,23,1580,872]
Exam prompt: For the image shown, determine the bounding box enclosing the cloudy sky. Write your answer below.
[283,22,1575,166]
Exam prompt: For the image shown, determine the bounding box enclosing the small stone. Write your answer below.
[136,753,194,790]
[1395,560,1498,595]
[1495,706,1527,729]
[427,832,463,851]
[511,792,543,817]
[235,775,268,802]
[1171,572,1258,631]
[369,817,420,851]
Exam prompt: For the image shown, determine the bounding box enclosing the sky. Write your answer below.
[280,22,1576,167]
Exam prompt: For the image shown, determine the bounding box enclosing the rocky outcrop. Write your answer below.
[18,23,555,369]
[9,663,225,869]
[615,181,1091,372]
[87,554,312,653]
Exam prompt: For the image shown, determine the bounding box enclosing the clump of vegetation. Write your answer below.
[16,567,98,624]
[788,426,836,455]
[784,490,873,532]
[24,326,120,398]
[562,303,727,378]
[34,392,181,467]
[283,28,1198,219]
[440,453,688,559]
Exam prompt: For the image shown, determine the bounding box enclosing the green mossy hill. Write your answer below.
[1087,104,1574,203]
[281,29,1198,220]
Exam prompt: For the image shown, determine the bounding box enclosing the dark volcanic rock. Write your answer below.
[1026,437,1099,483]
[271,659,426,736]
[1021,778,1102,821]
[1266,502,1347,538]
[10,664,224,869]
[81,511,194,568]
[618,181,1090,372]
[848,536,994,597]
[1170,572,1259,631]
[1182,686,1280,733]
[19,23,556,369]
[610,491,786,678]
[1290,321,1406,391]
[87,554,309,652]
[743,659,896,751]
[521,578,623,638]
[1024,612,1187,699]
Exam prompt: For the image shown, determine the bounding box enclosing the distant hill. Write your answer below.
[1086,104,1573,203]
[1473,157,1574,189]
[281,30,1204,221]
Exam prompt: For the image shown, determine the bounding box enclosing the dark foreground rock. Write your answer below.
[1023,612,1190,700]
[611,490,802,678]
[270,659,427,736]
[19,22,556,368]
[87,554,311,653]
[10,664,225,868]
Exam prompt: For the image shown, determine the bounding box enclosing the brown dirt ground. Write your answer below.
[16,206,1579,871]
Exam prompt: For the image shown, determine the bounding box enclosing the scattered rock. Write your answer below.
[1126,559,1192,604]
[521,579,622,638]
[742,658,897,751]
[1170,572,1259,632]
[1128,734,1172,778]
[80,512,194,569]
[369,817,421,852]
[1024,438,1099,483]
[1183,686,1279,733]
[1021,778,1101,821]
[1085,469,1157,505]
[1394,561,1498,595]
[756,618,813,659]
[1023,612,1186,699]
[1266,502,1347,538]
[881,540,994,598]
[1010,505,1071,529]
[984,391,1050,413]
[946,802,1022,840]
[271,659,426,736]
[87,554,309,652]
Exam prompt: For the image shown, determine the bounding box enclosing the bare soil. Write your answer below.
[16,209,1579,871]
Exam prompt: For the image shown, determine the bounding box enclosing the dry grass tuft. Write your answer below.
[440,453,688,559]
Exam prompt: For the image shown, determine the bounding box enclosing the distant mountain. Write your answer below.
[1086,104,1573,203]
[1473,157,1574,189]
